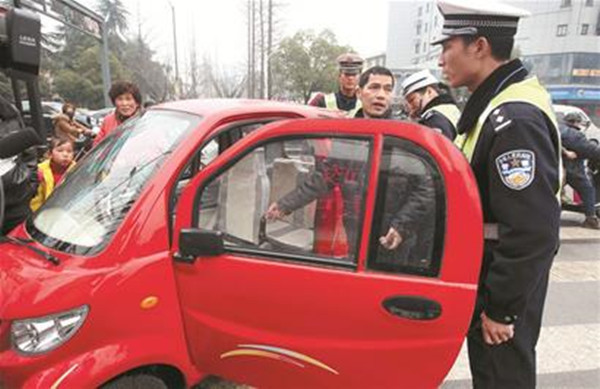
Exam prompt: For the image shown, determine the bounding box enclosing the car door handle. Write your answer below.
[382,296,442,321]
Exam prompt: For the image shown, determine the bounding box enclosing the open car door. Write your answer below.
[172,119,482,388]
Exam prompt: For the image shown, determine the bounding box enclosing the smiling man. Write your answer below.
[434,0,562,388]
[353,66,395,119]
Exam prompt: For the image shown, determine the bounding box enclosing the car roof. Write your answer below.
[553,104,585,114]
[153,98,342,120]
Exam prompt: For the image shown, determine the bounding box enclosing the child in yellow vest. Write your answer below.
[30,137,76,211]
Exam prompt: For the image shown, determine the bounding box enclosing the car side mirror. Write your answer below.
[175,228,224,263]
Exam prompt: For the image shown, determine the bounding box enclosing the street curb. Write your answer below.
[560,237,600,244]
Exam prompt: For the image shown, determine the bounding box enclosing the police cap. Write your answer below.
[401,70,440,98]
[336,53,364,75]
[432,0,530,45]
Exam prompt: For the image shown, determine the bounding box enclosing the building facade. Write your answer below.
[386,0,600,122]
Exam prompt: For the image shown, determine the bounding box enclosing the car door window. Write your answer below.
[195,136,371,266]
[172,122,270,221]
[368,137,445,277]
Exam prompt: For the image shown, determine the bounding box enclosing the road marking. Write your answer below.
[550,261,600,283]
[445,323,600,382]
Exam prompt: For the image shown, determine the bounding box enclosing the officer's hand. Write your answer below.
[480,311,515,346]
[379,227,403,250]
[265,202,286,221]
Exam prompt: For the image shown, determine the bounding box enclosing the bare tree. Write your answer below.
[246,0,285,99]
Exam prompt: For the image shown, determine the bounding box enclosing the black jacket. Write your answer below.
[278,113,433,257]
[419,95,458,140]
[463,60,561,324]
[561,124,600,178]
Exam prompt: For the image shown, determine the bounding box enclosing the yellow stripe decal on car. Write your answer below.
[220,344,339,375]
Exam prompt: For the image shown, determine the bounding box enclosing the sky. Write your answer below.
[76,0,392,75]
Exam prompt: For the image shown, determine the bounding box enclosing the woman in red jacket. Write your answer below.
[93,81,142,146]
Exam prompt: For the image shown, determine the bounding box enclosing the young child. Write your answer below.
[30,137,76,211]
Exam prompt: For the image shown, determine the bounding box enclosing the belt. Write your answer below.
[484,223,499,241]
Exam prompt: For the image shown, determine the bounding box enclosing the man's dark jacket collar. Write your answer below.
[457,59,528,135]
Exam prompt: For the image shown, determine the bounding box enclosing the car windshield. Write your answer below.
[27,110,201,255]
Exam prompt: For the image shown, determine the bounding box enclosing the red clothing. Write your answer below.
[93,111,120,146]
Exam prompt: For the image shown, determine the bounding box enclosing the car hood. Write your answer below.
[0,241,102,319]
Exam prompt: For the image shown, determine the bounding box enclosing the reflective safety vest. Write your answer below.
[454,76,562,196]
[424,103,461,128]
[324,93,362,118]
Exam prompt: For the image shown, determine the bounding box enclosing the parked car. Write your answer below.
[21,101,97,137]
[0,100,482,388]
[89,107,114,128]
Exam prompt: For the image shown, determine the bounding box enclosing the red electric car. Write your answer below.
[0,99,482,388]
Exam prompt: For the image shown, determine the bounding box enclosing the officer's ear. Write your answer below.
[470,36,492,59]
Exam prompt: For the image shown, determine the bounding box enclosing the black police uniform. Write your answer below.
[419,95,458,140]
[309,91,359,112]
[458,59,561,388]
[560,123,600,217]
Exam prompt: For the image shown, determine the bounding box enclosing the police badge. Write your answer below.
[495,149,535,190]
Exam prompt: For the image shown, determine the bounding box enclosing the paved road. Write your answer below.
[443,211,600,388]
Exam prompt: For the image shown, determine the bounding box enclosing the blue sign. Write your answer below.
[547,86,600,102]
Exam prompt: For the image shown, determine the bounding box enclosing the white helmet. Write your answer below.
[401,70,440,98]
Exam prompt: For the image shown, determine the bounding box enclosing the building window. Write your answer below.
[585,0,593,6]
[416,23,422,35]
[434,15,438,27]
[423,42,427,52]
[418,6,422,16]
[561,0,571,7]
[581,24,589,35]
[415,43,420,54]
[426,3,430,12]
[556,24,568,36]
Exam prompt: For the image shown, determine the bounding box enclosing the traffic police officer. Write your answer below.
[434,1,561,387]
[309,53,364,116]
[400,69,460,140]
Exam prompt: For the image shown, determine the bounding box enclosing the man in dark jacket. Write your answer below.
[267,66,435,263]
[400,69,460,140]
[435,0,561,387]
[560,111,600,229]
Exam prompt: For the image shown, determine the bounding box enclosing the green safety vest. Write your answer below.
[324,93,362,118]
[454,76,562,195]
[424,103,461,128]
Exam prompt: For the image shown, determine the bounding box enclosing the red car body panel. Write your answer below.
[0,100,482,388]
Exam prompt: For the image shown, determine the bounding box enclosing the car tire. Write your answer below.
[102,374,169,389]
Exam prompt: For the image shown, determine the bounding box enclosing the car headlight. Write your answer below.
[11,305,89,355]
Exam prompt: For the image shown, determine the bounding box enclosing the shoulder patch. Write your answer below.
[495,149,536,190]
[421,110,435,121]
